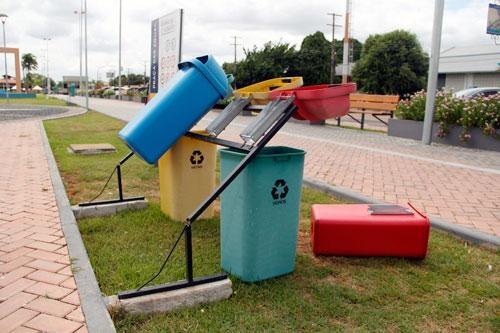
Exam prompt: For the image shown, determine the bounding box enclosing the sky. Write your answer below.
[0,0,496,82]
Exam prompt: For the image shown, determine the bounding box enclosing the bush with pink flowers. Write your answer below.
[395,90,499,142]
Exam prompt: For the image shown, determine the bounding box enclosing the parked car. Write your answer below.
[453,87,500,99]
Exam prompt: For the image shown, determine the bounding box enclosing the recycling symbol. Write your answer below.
[271,179,289,200]
[190,150,204,165]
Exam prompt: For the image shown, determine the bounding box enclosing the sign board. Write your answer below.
[106,71,115,79]
[487,3,500,35]
[149,9,183,94]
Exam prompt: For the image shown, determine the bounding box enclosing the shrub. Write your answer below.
[395,90,500,141]
[103,89,115,97]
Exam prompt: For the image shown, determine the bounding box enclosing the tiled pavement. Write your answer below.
[60,96,500,238]
[204,118,500,237]
[0,120,87,333]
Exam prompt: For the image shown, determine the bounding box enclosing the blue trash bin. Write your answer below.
[220,146,306,282]
[119,55,232,164]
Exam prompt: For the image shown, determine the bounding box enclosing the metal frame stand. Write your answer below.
[118,102,297,300]
[78,151,145,207]
[337,111,394,130]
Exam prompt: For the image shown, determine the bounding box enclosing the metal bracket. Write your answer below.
[206,97,252,137]
[121,98,297,299]
[78,151,145,207]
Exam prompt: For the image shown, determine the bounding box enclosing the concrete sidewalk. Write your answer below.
[0,120,88,333]
[62,96,500,238]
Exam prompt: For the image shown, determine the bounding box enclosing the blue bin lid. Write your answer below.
[178,55,232,99]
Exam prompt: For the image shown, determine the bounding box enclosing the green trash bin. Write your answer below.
[220,146,306,282]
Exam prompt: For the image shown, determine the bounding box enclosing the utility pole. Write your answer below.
[342,0,352,83]
[422,0,445,145]
[230,36,241,88]
[230,36,241,65]
[327,13,342,84]
[230,36,241,72]
[118,0,122,101]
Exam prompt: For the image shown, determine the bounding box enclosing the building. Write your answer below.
[0,74,17,90]
[61,75,87,94]
[438,44,500,91]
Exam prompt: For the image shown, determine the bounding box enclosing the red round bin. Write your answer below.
[269,83,357,121]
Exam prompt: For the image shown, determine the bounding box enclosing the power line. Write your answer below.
[327,12,342,84]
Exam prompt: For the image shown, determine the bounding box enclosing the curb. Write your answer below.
[72,200,148,219]
[40,121,116,333]
[303,177,500,248]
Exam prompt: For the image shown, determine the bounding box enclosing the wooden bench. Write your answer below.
[338,93,399,129]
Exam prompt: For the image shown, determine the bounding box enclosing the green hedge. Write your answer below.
[395,90,500,141]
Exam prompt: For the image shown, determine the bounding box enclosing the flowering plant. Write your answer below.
[395,90,499,142]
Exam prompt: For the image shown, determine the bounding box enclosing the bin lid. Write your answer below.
[220,146,305,158]
[178,55,232,99]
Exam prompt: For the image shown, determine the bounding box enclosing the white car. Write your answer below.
[453,87,499,99]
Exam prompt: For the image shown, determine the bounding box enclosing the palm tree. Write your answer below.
[21,53,38,89]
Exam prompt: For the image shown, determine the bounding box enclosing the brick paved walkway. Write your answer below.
[60,96,500,238]
[0,120,87,333]
[199,115,500,238]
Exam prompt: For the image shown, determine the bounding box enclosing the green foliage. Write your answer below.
[0,95,67,106]
[45,111,500,332]
[109,73,149,86]
[298,31,331,84]
[396,90,500,141]
[334,38,363,64]
[352,30,428,96]
[223,32,364,87]
[24,72,55,89]
[21,53,38,79]
[224,41,300,88]
[103,89,115,97]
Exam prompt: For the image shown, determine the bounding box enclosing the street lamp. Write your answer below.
[84,0,88,110]
[43,37,51,97]
[1,13,9,102]
[118,0,122,101]
[74,3,84,96]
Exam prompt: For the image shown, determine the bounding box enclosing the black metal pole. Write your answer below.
[185,105,297,225]
[185,226,193,282]
[116,165,124,201]
[119,150,135,165]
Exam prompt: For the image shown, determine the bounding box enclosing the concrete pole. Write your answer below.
[118,0,122,101]
[422,0,444,145]
[342,0,351,83]
[84,0,89,110]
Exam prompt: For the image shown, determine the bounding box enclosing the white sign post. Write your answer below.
[149,9,183,95]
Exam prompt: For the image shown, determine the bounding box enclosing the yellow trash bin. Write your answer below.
[158,130,216,221]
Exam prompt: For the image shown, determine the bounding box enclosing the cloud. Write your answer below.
[0,0,495,82]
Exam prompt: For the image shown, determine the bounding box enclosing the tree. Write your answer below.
[109,73,148,86]
[21,53,38,85]
[334,39,363,65]
[352,30,428,96]
[297,31,331,85]
[25,73,55,89]
[223,41,300,88]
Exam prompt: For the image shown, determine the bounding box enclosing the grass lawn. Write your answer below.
[44,111,158,204]
[44,111,499,332]
[0,94,70,106]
